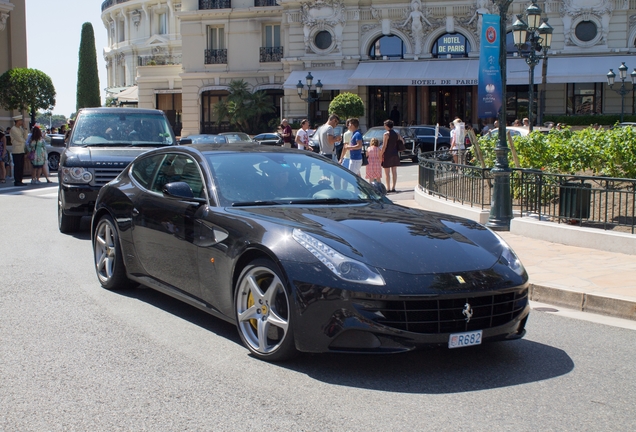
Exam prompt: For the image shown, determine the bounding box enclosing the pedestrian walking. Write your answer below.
[380,119,400,192]
[316,114,342,162]
[365,138,382,183]
[27,126,47,184]
[9,115,28,186]
[0,131,6,183]
[339,119,352,169]
[280,119,293,148]
[295,119,310,150]
[345,119,363,176]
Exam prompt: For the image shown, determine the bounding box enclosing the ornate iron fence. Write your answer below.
[204,49,227,64]
[138,55,182,66]
[418,151,636,233]
[259,46,283,62]
[199,0,231,9]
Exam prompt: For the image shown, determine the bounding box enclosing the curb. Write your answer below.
[529,284,636,321]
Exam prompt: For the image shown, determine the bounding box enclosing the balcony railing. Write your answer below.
[199,0,231,9]
[255,0,278,6]
[138,55,182,66]
[259,46,283,63]
[205,49,227,64]
[101,0,131,12]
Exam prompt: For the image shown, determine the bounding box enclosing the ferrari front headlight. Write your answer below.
[292,229,385,286]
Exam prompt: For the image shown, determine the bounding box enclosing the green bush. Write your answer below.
[476,126,636,178]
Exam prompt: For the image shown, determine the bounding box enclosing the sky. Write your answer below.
[26,0,108,118]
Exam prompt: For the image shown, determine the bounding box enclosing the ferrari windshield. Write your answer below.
[70,112,175,146]
[205,152,386,207]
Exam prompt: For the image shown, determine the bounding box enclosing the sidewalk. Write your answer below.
[393,189,636,321]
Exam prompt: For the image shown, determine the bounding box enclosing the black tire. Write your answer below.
[93,215,136,290]
[58,190,81,233]
[234,258,297,362]
[48,153,60,171]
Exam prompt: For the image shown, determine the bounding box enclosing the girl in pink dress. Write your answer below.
[365,138,382,183]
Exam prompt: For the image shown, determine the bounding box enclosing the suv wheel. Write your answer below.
[58,189,81,233]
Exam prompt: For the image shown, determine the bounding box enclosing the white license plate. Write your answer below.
[448,330,483,349]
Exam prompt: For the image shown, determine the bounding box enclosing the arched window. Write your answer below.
[432,33,470,58]
[369,35,405,60]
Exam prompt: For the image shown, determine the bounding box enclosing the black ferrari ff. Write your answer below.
[91,143,529,361]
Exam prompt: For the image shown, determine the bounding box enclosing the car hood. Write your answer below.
[229,203,505,275]
[63,146,157,167]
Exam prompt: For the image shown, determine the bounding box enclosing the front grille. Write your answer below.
[93,168,124,187]
[372,290,528,334]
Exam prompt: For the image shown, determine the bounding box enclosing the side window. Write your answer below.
[151,154,205,198]
[131,153,165,189]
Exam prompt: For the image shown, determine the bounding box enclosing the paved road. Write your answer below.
[1,181,635,431]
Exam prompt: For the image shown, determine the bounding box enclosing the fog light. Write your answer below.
[79,193,85,200]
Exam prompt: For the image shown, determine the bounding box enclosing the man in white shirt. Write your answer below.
[295,119,310,150]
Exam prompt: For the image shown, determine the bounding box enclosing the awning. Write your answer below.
[283,70,356,91]
[348,58,538,86]
[116,86,138,103]
[546,56,636,83]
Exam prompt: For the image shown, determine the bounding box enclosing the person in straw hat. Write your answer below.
[9,115,29,186]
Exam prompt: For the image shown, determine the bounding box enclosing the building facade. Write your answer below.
[0,0,28,130]
[101,0,183,132]
[101,0,636,137]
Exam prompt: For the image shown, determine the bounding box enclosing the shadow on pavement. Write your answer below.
[281,339,574,394]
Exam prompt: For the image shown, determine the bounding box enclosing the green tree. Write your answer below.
[214,80,274,133]
[0,68,56,125]
[76,22,101,111]
[328,92,364,120]
[35,111,68,129]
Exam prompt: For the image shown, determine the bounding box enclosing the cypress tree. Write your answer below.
[76,22,101,111]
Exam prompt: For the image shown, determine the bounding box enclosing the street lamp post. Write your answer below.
[296,72,323,125]
[606,63,636,123]
[486,0,514,231]
[512,0,553,132]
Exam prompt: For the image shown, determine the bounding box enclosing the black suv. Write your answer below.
[362,126,418,162]
[58,107,176,233]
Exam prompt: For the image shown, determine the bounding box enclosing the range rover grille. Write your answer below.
[93,168,125,186]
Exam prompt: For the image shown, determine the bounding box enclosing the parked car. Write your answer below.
[308,124,346,153]
[487,126,551,138]
[219,132,254,143]
[180,134,227,144]
[362,126,418,162]
[252,132,283,146]
[410,125,452,157]
[58,107,176,233]
[91,143,529,361]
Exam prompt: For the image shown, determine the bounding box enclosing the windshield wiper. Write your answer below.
[232,200,286,207]
[127,142,171,146]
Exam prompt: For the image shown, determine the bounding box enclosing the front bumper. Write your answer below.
[283,262,529,354]
[60,183,100,216]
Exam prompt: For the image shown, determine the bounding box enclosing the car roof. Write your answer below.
[76,107,165,115]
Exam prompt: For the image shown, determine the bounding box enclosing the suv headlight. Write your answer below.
[293,229,385,286]
[61,167,93,184]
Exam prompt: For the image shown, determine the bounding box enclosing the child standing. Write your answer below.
[365,137,382,183]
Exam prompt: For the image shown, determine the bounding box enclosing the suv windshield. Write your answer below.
[70,112,175,146]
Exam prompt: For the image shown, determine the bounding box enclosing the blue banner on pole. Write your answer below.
[478,14,502,118]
